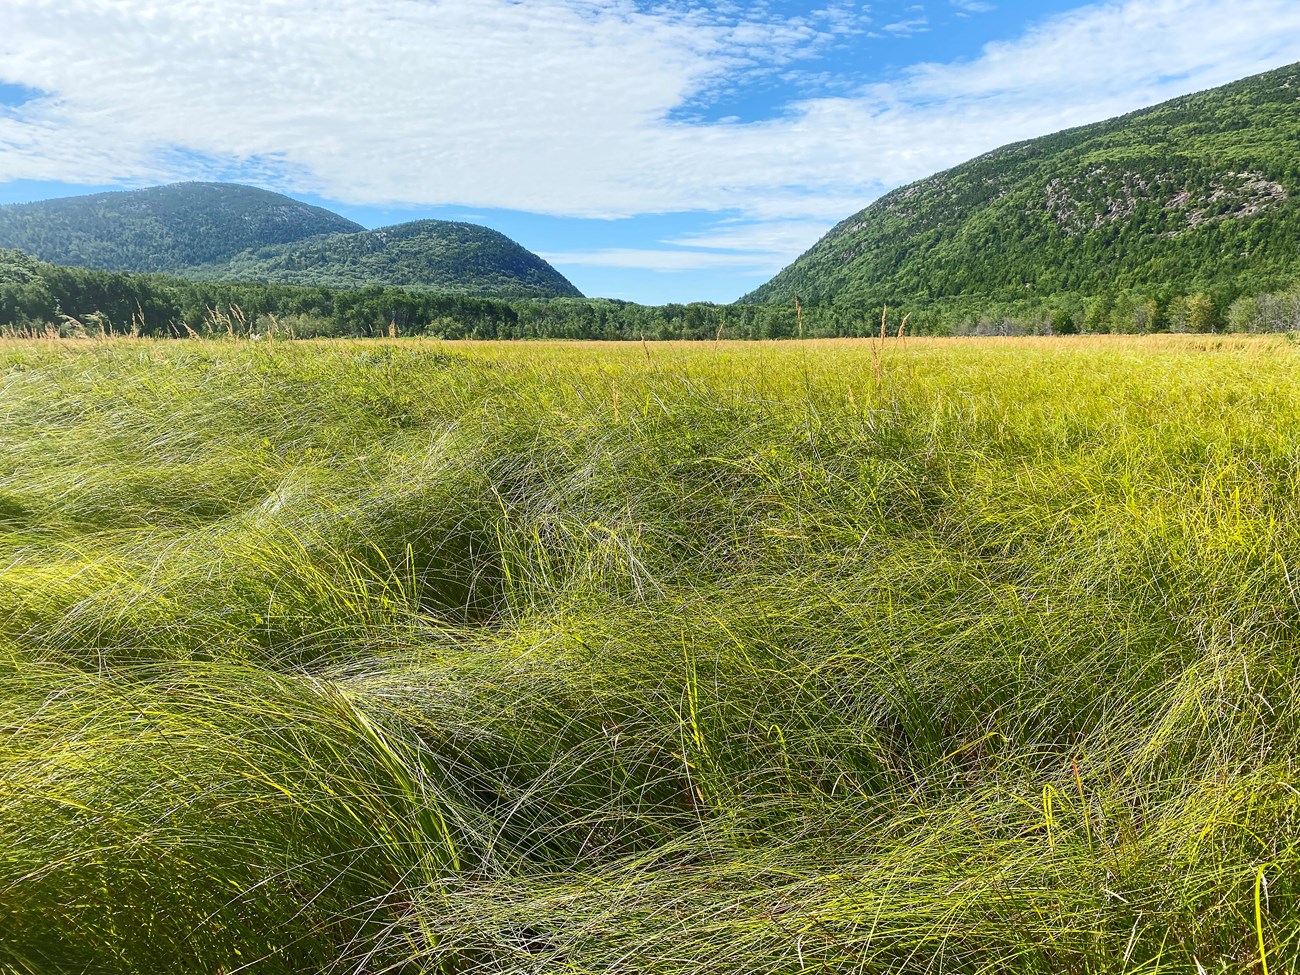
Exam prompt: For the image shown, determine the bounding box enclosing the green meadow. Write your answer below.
[0,335,1296,973]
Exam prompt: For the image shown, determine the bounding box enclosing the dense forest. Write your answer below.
[747,61,1300,307]
[0,183,362,273]
[3,248,1298,339]
[0,184,581,299]
[185,219,583,298]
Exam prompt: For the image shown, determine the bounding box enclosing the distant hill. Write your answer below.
[744,62,1300,306]
[0,183,363,273]
[193,220,584,299]
[0,183,583,300]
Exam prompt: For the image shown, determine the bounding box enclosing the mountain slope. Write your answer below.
[0,184,583,299]
[193,220,583,298]
[0,183,363,273]
[744,62,1300,305]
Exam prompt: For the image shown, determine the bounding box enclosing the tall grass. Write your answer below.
[0,335,1296,973]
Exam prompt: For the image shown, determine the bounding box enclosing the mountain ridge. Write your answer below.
[192,218,583,299]
[0,182,363,273]
[0,183,582,300]
[743,61,1300,306]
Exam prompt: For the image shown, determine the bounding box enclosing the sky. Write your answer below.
[1,0,1299,304]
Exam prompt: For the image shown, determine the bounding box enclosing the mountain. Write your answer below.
[192,220,583,299]
[0,183,583,300]
[0,183,363,273]
[743,62,1300,306]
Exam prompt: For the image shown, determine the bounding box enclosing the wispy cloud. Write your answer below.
[0,0,1298,273]
[881,17,930,36]
[538,247,789,273]
[541,217,830,275]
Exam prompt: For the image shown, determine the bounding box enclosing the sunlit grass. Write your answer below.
[0,335,1297,973]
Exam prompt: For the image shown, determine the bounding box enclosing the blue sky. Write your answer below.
[1,0,1299,304]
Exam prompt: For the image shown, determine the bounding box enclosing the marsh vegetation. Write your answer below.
[0,336,1296,973]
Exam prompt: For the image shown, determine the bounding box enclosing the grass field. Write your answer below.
[0,335,1297,974]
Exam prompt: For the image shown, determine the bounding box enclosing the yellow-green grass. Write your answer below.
[0,335,1296,973]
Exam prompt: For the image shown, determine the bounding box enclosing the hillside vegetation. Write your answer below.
[0,336,1296,973]
[10,244,1300,341]
[0,182,362,272]
[190,219,584,298]
[746,61,1300,306]
[0,184,582,299]
[5,246,1300,339]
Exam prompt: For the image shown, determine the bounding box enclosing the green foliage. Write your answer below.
[0,184,580,299]
[745,61,1300,308]
[0,336,1297,973]
[190,219,583,298]
[0,182,362,272]
[4,249,1300,339]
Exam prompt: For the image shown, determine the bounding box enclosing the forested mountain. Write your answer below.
[0,183,581,300]
[0,183,363,273]
[192,220,583,298]
[744,62,1300,306]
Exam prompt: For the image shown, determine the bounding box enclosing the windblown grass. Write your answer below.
[0,335,1297,973]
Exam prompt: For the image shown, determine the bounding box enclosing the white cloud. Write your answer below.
[0,0,868,217]
[538,247,789,273]
[881,18,930,36]
[543,218,831,275]
[0,0,1298,275]
[665,220,831,255]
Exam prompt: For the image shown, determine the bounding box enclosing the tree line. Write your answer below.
[3,249,1298,340]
